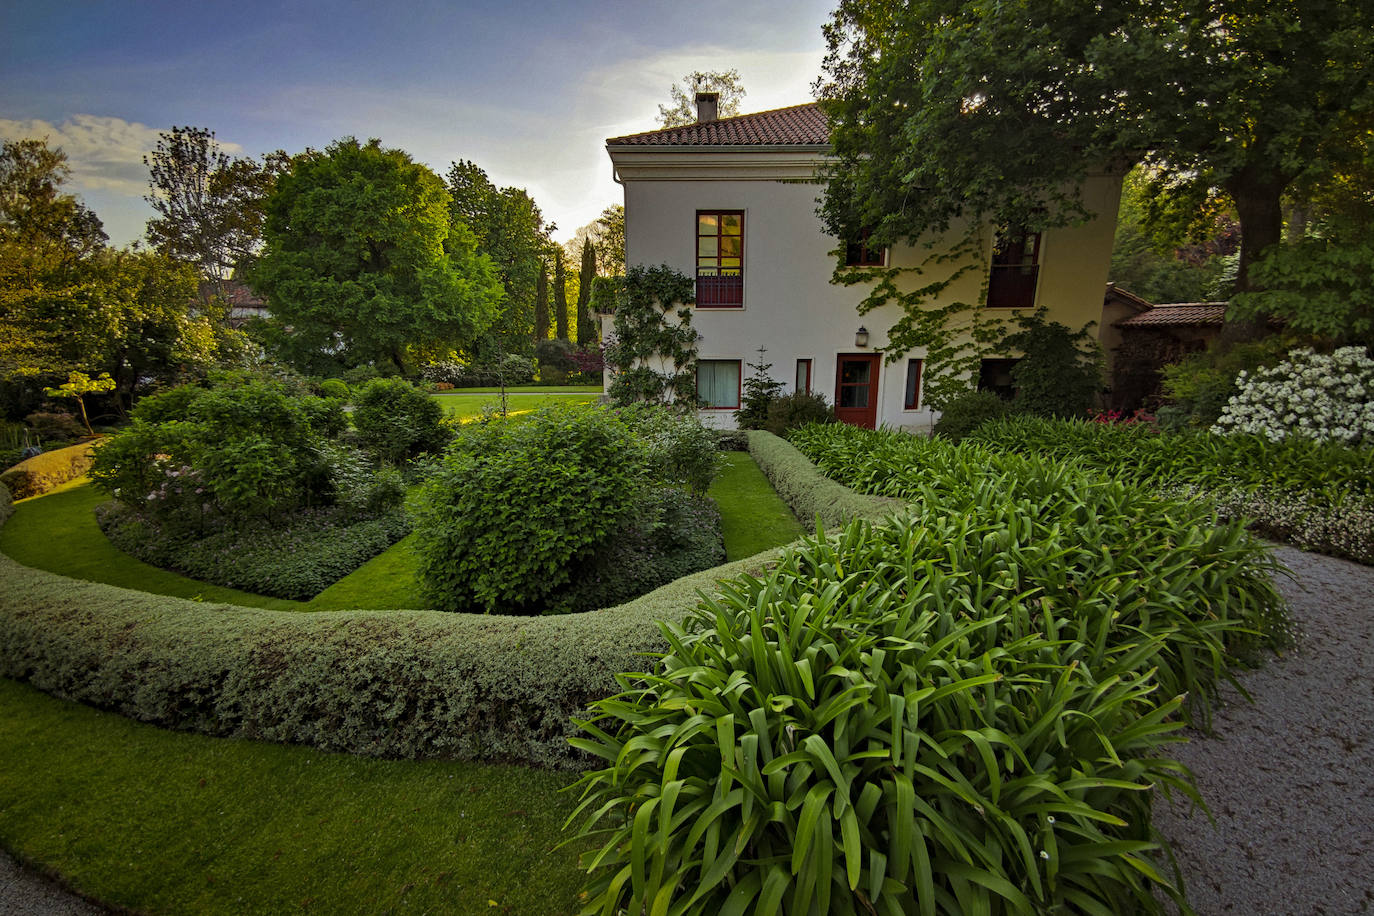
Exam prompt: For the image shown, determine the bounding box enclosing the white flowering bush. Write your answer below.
[1213,346,1374,445]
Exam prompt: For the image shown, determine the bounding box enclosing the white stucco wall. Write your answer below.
[607,154,1122,431]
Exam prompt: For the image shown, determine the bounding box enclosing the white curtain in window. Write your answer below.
[698,360,740,408]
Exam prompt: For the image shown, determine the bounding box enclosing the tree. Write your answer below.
[43,371,114,435]
[576,239,597,348]
[818,0,1374,317]
[144,126,287,308]
[534,260,550,341]
[249,138,504,373]
[568,205,626,278]
[446,159,553,358]
[553,248,570,341]
[657,70,746,128]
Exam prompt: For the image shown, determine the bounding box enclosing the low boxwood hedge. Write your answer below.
[745,430,896,527]
[0,440,97,499]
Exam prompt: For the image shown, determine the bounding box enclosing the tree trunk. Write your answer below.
[1220,166,1288,344]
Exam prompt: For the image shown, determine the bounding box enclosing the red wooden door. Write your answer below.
[834,354,880,428]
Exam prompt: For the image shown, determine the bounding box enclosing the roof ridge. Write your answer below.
[607,101,826,146]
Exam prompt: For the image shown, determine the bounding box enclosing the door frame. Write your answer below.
[834,352,881,429]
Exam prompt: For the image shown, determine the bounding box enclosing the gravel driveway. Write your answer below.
[1155,545,1374,914]
[2,545,1371,915]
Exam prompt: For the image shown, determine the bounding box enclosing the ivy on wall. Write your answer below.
[604,265,699,408]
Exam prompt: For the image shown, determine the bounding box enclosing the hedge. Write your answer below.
[0,440,879,769]
[0,440,98,499]
[745,430,897,527]
[0,481,11,525]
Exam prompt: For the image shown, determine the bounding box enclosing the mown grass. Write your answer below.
[707,452,805,560]
[435,385,601,394]
[0,677,583,915]
[435,392,599,419]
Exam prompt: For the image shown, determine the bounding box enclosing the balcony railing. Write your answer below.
[695,273,744,308]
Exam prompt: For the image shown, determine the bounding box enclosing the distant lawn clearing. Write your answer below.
[0,677,583,915]
[434,391,600,420]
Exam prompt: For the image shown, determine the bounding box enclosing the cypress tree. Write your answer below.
[534,260,550,341]
[554,248,569,341]
[576,239,597,348]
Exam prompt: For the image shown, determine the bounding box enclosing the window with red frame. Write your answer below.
[696,211,744,307]
[795,358,812,394]
[696,359,741,408]
[986,227,1041,309]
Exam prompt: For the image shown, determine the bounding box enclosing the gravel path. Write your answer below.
[2,545,1370,915]
[1155,545,1374,915]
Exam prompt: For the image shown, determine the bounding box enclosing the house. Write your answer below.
[1105,290,1229,410]
[604,94,1126,430]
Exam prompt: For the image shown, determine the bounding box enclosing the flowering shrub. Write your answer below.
[1213,346,1374,445]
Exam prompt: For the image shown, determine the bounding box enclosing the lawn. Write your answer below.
[707,451,805,560]
[0,677,583,915]
[435,385,601,394]
[434,391,600,420]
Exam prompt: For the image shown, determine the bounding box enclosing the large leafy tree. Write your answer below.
[250,138,503,372]
[657,70,746,127]
[819,0,1374,313]
[445,159,552,358]
[144,126,288,307]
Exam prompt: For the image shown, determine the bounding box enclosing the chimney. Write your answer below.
[695,91,720,123]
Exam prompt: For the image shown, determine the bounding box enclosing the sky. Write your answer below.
[1,0,834,246]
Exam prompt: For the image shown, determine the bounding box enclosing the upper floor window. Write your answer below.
[844,230,887,267]
[696,211,744,307]
[986,227,1041,309]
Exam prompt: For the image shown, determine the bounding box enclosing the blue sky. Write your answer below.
[1,0,834,245]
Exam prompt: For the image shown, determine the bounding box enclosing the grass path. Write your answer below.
[708,452,805,560]
[0,678,583,915]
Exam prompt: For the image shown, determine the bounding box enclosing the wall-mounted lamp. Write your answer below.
[855,325,870,348]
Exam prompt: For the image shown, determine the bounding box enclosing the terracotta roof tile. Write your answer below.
[607,103,830,147]
[1117,302,1228,327]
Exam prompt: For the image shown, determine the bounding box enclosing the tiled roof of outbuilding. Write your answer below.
[1117,302,1228,327]
[607,103,830,147]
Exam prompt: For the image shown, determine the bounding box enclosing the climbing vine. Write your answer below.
[604,264,699,408]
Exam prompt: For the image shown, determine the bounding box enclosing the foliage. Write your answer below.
[0,478,10,525]
[351,377,450,464]
[89,374,350,527]
[550,486,724,615]
[0,441,97,499]
[1213,347,1374,445]
[24,410,85,441]
[605,265,699,408]
[592,204,626,276]
[143,126,288,303]
[98,501,408,600]
[930,390,1012,441]
[316,377,350,401]
[745,430,897,529]
[735,347,786,429]
[1158,335,1299,428]
[553,247,570,341]
[1109,167,1237,304]
[43,370,114,435]
[1003,312,1102,418]
[420,355,536,388]
[764,392,836,438]
[657,70,746,127]
[446,159,553,358]
[576,238,598,348]
[534,259,550,342]
[817,0,1374,304]
[570,483,1285,913]
[412,405,649,613]
[250,138,504,373]
[617,403,721,496]
[535,337,576,372]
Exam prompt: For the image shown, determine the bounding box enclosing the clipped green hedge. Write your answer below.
[0,481,11,525]
[0,533,787,769]
[0,440,97,499]
[745,430,896,527]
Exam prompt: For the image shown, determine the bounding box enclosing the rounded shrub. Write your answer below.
[1213,346,1374,445]
[412,405,650,613]
[931,389,1012,441]
[764,391,835,437]
[617,403,721,495]
[352,377,450,463]
[317,377,350,401]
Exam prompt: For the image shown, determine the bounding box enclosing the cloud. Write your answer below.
[0,114,245,197]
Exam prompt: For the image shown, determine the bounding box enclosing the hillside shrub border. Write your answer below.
[0,440,98,499]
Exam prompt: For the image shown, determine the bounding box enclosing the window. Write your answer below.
[795,358,812,394]
[903,359,922,409]
[696,211,744,307]
[844,230,887,267]
[697,359,741,408]
[986,227,1041,309]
